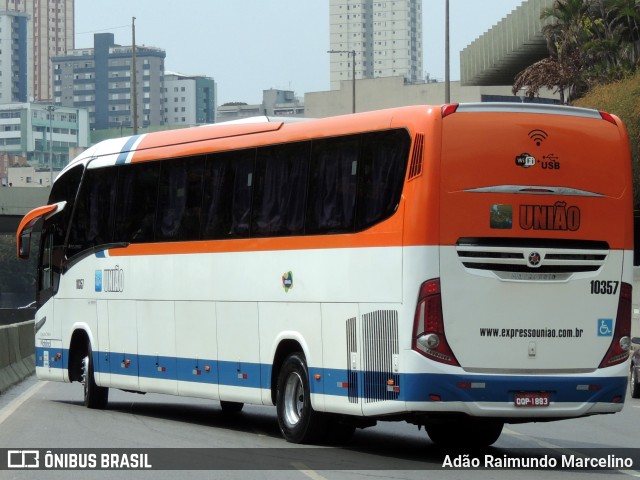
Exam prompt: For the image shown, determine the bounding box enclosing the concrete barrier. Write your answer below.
[0,320,35,393]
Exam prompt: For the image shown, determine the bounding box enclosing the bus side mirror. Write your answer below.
[18,229,31,259]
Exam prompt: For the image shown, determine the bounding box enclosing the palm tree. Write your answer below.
[609,0,640,65]
[513,0,589,102]
[513,0,640,102]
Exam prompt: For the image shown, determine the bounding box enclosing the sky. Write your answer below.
[75,0,527,105]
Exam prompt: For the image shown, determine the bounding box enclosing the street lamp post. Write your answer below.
[445,0,451,103]
[131,17,138,135]
[44,105,56,186]
[327,49,357,113]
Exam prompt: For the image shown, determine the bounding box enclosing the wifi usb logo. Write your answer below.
[528,129,548,146]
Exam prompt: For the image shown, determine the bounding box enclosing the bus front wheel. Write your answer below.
[276,353,325,444]
[426,420,503,447]
[82,345,108,409]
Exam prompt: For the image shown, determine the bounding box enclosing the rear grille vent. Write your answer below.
[346,316,358,404]
[456,238,609,277]
[362,310,399,403]
[408,133,424,180]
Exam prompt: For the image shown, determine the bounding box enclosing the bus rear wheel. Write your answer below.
[82,345,108,409]
[276,353,325,444]
[426,420,503,447]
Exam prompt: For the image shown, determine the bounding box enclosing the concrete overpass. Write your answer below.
[0,187,49,234]
[461,0,554,86]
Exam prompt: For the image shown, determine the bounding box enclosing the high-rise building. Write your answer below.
[3,0,74,102]
[52,33,166,130]
[164,72,217,126]
[0,102,89,172]
[329,0,423,90]
[0,11,29,103]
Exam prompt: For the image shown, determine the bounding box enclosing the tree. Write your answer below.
[513,0,640,102]
[609,0,640,66]
[513,51,581,103]
[513,0,591,101]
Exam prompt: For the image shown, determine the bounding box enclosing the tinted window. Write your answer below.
[156,157,204,241]
[356,129,410,229]
[201,149,255,239]
[39,164,83,297]
[68,166,117,256]
[306,136,359,234]
[48,164,83,248]
[63,128,410,249]
[252,142,309,237]
[113,162,160,243]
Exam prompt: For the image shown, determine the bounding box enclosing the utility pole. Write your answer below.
[327,49,357,113]
[45,105,56,186]
[445,0,451,103]
[131,17,138,135]
[351,49,356,114]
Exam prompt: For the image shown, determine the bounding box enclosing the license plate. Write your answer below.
[514,392,550,407]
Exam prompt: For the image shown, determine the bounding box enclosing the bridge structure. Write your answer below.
[461,0,554,87]
[0,187,49,234]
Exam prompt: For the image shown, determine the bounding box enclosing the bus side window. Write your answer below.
[356,129,410,230]
[68,167,117,256]
[156,157,204,242]
[113,162,160,243]
[306,136,358,234]
[252,141,309,237]
[202,149,255,239]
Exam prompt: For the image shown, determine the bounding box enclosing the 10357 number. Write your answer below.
[590,280,619,295]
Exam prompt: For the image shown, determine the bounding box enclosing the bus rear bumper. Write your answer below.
[401,373,627,419]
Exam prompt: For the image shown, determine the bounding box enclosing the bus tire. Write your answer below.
[82,345,108,409]
[426,420,503,447]
[631,364,640,399]
[276,353,325,444]
[220,401,244,413]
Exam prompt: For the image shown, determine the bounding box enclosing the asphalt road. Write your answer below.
[0,375,639,480]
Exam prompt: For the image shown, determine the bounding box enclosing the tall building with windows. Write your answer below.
[52,33,166,130]
[0,11,29,103]
[3,0,74,102]
[329,0,423,90]
[0,102,89,174]
[164,72,217,126]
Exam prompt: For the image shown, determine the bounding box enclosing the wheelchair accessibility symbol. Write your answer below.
[597,319,613,337]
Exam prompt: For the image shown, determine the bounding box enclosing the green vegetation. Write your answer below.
[514,0,640,102]
[573,71,640,208]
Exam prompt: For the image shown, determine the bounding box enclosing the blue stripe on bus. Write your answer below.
[35,347,627,404]
[115,135,142,165]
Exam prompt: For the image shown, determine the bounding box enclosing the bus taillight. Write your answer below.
[441,104,459,118]
[599,111,617,125]
[598,282,632,368]
[412,279,460,367]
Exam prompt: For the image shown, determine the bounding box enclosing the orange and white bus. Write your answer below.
[17,103,633,446]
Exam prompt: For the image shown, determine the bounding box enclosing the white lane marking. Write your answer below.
[291,462,329,480]
[0,381,47,427]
